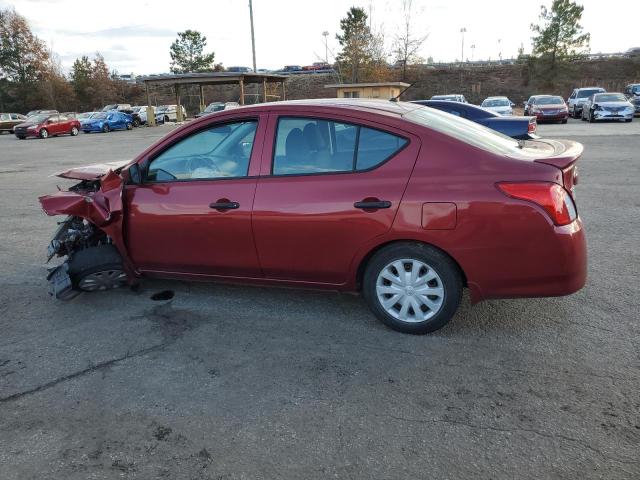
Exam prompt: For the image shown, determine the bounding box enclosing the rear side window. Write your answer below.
[273,117,407,175]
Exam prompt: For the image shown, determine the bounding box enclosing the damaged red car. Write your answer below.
[39,100,587,334]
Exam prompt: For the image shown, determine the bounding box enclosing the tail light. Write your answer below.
[497,182,577,226]
[528,119,537,133]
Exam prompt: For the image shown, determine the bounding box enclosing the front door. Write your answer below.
[252,114,420,285]
[125,118,264,277]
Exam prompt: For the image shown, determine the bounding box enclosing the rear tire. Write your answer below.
[102,124,110,133]
[589,110,595,123]
[17,136,25,140]
[625,119,632,123]
[561,119,567,124]
[68,245,127,292]
[126,122,133,130]
[363,243,463,334]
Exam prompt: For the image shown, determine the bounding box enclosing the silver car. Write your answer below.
[581,92,635,123]
[567,87,606,118]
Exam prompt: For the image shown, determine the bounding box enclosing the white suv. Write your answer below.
[567,87,605,118]
[156,105,188,122]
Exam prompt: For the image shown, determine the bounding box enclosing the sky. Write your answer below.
[1,0,637,75]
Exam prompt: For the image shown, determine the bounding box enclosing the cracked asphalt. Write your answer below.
[1,118,639,479]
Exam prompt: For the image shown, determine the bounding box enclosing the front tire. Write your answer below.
[102,124,110,133]
[70,126,79,136]
[589,110,595,123]
[68,245,127,292]
[39,128,49,139]
[363,243,463,334]
[125,122,133,130]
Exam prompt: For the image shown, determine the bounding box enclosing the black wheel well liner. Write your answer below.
[355,239,468,291]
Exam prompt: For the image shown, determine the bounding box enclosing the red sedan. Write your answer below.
[39,100,586,334]
[528,95,569,123]
[14,113,81,139]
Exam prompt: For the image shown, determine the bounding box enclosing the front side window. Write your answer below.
[0,114,9,121]
[273,117,407,175]
[147,121,257,182]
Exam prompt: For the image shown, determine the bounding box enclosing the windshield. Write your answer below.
[404,106,532,157]
[205,103,224,112]
[536,96,564,105]
[28,114,49,123]
[577,89,603,98]
[595,93,627,102]
[632,86,640,94]
[157,106,170,112]
[482,98,509,107]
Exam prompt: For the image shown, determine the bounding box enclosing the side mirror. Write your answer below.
[128,163,142,184]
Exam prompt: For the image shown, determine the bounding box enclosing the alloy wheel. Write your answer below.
[375,259,445,323]
[78,269,127,291]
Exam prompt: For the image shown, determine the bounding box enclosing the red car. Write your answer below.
[527,95,569,123]
[14,113,81,139]
[39,100,586,334]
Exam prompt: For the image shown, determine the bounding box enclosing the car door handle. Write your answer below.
[209,201,240,210]
[354,200,392,210]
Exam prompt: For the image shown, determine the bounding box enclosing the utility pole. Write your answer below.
[460,27,467,65]
[498,38,502,62]
[322,31,329,64]
[471,44,476,62]
[249,0,257,72]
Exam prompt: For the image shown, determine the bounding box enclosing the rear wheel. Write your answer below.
[125,122,133,130]
[17,136,25,140]
[133,118,140,127]
[68,245,127,292]
[589,110,595,123]
[561,119,568,124]
[164,115,170,123]
[102,124,110,133]
[39,128,49,139]
[363,243,463,334]
[625,119,632,123]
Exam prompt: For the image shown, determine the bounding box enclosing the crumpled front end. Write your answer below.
[39,170,136,299]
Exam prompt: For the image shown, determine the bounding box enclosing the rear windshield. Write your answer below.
[432,95,457,101]
[577,89,603,98]
[91,113,107,119]
[404,106,529,157]
[536,96,564,105]
[594,93,626,102]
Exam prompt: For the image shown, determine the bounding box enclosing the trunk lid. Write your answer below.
[523,138,582,194]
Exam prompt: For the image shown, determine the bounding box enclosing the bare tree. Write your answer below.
[393,0,428,81]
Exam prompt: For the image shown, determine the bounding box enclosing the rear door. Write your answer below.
[252,112,420,285]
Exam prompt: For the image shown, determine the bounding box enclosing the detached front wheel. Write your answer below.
[363,243,462,334]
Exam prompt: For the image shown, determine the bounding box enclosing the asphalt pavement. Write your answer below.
[0,118,638,479]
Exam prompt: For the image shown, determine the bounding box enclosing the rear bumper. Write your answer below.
[468,218,587,303]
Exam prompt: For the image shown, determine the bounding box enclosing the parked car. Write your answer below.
[39,99,585,334]
[0,113,27,133]
[80,111,134,133]
[14,113,80,139]
[102,104,132,112]
[430,94,468,103]
[581,92,634,123]
[26,109,58,117]
[227,66,253,73]
[303,62,331,71]
[526,95,568,123]
[480,96,515,116]
[194,102,240,118]
[156,105,187,122]
[412,100,538,139]
[282,65,303,73]
[623,83,640,116]
[118,108,142,127]
[567,87,606,118]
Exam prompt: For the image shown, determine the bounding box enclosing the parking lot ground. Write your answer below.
[1,119,639,479]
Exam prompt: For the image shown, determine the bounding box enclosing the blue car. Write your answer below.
[411,100,538,140]
[81,110,134,133]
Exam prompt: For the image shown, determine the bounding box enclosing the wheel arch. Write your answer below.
[354,239,468,292]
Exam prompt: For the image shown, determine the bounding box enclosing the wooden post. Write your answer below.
[199,84,205,112]
[175,85,183,122]
[281,81,286,101]
[239,79,245,105]
[263,79,267,103]
[145,82,156,127]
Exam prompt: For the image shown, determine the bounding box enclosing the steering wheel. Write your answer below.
[185,155,221,177]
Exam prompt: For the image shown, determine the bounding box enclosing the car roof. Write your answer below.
[225,99,423,117]
[576,87,605,91]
